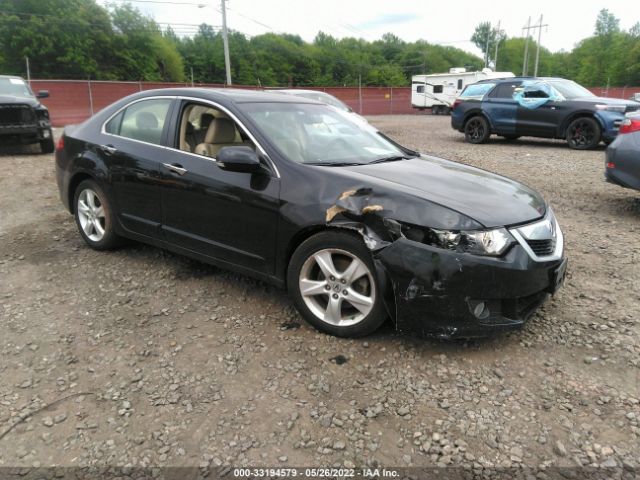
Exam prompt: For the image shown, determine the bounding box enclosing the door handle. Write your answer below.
[163,163,188,176]
[101,144,117,155]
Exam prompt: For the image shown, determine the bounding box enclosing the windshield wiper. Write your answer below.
[304,161,366,167]
[368,155,411,164]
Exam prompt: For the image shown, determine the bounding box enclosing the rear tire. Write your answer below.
[464,115,490,144]
[287,231,387,338]
[40,135,54,154]
[566,117,601,150]
[73,179,121,250]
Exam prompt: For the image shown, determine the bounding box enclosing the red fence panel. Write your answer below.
[587,87,640,99]
[29,79,640,127]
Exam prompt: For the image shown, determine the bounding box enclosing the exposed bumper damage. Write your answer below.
[326,188,566,339]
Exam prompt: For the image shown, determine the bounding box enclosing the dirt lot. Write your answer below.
[1,117,639,475]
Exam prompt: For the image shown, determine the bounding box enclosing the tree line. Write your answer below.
[0,1,638,87]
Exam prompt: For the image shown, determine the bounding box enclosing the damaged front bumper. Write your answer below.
[376,237,566,339]
[372,209,565,339]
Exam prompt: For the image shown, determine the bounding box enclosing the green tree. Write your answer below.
[471,22,505,64]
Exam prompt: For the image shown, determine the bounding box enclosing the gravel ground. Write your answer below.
[0,117,639,475]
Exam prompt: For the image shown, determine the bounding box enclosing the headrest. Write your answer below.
[204,117,236,144]
[136,111,158,129]
[200,113,215,131]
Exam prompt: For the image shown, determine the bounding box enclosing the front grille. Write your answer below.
[525,238,556,256]
[0,104,36,126]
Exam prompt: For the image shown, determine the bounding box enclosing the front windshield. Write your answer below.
[289,92,350,111]
[243,102,408,165]
[546,80,595,100]
[0,78,34,98]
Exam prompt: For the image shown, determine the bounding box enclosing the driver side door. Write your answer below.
[158,99,281,276]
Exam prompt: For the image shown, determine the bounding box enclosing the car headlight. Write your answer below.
[595,104,626,113]
[395,221,515,257]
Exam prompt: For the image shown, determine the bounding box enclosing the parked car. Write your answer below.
[605,112,640,192]
[629,93,640,102]
[273,88,368,124]
[452,77,640,150]
[56,88,566,339]
[0,75,53,153]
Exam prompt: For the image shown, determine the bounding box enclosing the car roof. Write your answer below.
[131,87,324,105]
[0,75,25,80]
[272,89,331,95]
[475,76,570,84]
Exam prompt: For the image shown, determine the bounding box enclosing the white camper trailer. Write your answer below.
[411,68,515,114]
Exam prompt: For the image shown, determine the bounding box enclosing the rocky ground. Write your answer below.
[0,118,638,477]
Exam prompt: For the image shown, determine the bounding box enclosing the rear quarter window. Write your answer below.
[460,83,496,100]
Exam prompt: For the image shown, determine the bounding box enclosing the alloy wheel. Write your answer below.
[467,119,485,141]
[298,248,375,327]
[77,188,106,242]
[569,120,595,147]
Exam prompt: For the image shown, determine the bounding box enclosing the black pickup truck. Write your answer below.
[0,75,54,153]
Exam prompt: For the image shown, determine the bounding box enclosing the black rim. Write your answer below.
[467,119,485,141]
[568,120,595,147]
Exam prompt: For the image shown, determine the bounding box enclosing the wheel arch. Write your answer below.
[463,109,494,131]
[559,111,603,137]
[283,224,397,321]
[67,172,96,214]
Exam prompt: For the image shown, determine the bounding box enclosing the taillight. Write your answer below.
[606,161,616,169]
[619,117,640,134]
[56,136,64,151]
[453,99,463,110]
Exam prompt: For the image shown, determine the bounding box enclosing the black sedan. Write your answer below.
[55,88,567,339]
[606,113,640,192]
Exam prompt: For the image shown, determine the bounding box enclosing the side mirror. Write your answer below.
[217,146,261,173]
[37,90,50,99]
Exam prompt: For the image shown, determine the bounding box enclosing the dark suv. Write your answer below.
[451,77,640,150]
[0,75,53,153]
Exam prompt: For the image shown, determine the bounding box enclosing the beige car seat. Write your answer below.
[195,117,241,157]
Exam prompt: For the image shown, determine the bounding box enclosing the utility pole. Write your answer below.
[522,15,549,76]
[220,0,232,85]
[533,14,547,76]
[493,20,501,70]
[190,67,194,87]
[522,16,531,76]
[25,57,31,85]
[484,22,492,68]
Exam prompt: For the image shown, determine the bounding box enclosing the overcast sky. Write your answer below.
[99,0,640,56]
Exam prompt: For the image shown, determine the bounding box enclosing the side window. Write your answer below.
[416,85,425,93]
[106,98,172,145]
[490,82,522,99]
[433,85,444,94]
[524,89,549,99]
[178,102,255,158]
[105,111,123,134]
[457,79,463,90]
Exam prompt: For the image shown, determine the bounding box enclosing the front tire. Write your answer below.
[287,231,387,338]
[73,179,121,250]
[464,115,490,144]
[566,117,601,150]
[40,134,54,154]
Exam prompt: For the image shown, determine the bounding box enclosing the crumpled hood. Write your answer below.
[341,156,546,229]
[0,95,39,107]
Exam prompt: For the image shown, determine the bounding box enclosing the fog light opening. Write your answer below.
[470,300,490,320]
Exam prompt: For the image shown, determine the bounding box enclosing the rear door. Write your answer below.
[483,81,521,135]
[101,97,177,238]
